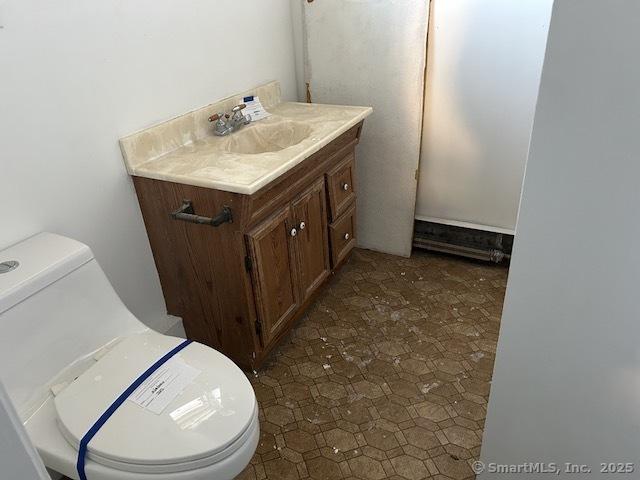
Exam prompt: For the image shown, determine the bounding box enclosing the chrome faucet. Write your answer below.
[208,104,252,136]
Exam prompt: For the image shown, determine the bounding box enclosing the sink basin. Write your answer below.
[223,121,311,155]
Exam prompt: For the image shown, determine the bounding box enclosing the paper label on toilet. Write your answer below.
[128,358,201,415]
[242,95,271,122]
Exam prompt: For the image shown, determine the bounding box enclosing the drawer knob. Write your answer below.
[342,183,350,191]
[299,221,306,231]
[344,233,350,240]
[290,228,298,237]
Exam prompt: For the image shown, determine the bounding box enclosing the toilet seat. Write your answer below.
[53,331,257,474]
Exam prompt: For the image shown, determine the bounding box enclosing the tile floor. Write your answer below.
[238,248,508,480]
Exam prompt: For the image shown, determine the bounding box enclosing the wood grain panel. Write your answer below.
[292,178,330,302]
[246,205,300,345]
[133,177,258,367]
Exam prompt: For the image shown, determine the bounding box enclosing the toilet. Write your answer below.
[0,233,259,480]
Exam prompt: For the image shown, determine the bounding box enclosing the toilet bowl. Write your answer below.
[0,233,259,480]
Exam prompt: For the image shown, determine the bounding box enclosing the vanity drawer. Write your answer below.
[326,153,356,221]
[329,203,357,267]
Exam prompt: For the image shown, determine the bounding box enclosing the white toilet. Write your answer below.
[0,233,259,480]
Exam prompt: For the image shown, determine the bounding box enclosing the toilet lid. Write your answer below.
[54,331,256,472]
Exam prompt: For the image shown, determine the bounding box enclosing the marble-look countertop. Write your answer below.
[120,82,372,195]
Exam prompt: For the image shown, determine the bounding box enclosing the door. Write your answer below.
[292,179,330,302]
[301,1,429,256]
[415,0,552,234]
[246,205,299,345]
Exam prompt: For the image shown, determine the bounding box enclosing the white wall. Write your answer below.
[0,382,50,480]
[482,0,640,475]
[0,0,297,332]
[416,0,552,234]
[303,0,429,257]
[290,0,305,102]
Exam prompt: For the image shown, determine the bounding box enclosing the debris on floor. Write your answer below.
[240,248,508,480]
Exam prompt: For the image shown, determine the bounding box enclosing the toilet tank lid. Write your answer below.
[0,233,94,314]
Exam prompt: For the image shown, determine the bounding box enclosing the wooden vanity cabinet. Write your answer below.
[133,121,364,369]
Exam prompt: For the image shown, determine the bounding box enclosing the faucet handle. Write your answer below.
[208,112,225,123]
[231,104,246,113]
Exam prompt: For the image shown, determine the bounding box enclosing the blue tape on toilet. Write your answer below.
[76,339,193,480]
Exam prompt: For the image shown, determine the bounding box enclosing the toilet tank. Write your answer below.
[0,233,147,420]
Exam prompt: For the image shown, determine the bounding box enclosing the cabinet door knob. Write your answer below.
[299,221,306,230]
[290,228,298,237]
[344,232,350,240]
[342,183,350,191]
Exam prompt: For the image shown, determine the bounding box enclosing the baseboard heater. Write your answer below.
[413,220,513,263]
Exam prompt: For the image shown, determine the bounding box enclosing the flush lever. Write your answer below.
[170,200,233,227]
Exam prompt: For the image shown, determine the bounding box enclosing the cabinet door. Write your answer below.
[246,205,300,345]
[292,179,330,302]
